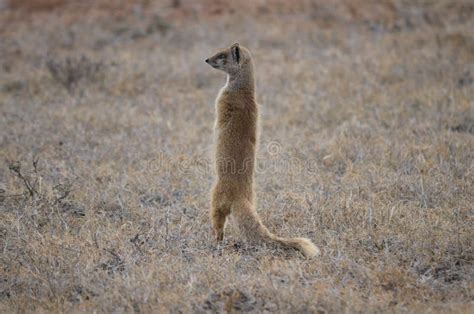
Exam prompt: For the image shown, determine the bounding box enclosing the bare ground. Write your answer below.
[0,0,473,312]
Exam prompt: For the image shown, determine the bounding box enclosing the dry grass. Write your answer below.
[0,0,473,312]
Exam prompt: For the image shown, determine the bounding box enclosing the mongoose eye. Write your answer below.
[218,54,226,59]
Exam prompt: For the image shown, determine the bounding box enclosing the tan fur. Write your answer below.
[205,43,320,258]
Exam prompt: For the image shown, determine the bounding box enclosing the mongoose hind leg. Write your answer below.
[210,189,231,242]
[211,207,229,242]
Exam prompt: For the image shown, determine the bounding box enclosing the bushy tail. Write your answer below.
[232,200,320,258]
[270,236,320,258]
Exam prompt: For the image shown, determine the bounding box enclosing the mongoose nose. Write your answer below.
[205,58,209,63]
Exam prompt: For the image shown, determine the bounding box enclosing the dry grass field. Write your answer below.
[1,0,473,312]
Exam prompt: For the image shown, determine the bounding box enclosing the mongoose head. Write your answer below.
[205,43,250,75]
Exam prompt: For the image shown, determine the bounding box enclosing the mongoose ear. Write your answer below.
[231,43,240,64]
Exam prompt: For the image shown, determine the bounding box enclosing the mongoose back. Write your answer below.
[205,43,319,258]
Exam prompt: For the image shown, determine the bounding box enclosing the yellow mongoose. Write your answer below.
[205,43,319,257]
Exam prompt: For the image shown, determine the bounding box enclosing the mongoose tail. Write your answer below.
[271,236,320,258]
[232,199,320,258]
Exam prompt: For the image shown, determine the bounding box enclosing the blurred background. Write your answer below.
[1,0,473,312]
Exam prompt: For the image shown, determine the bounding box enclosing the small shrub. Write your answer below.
[46,56,106,92]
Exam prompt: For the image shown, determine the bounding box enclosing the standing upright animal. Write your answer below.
[205,43,319,257]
